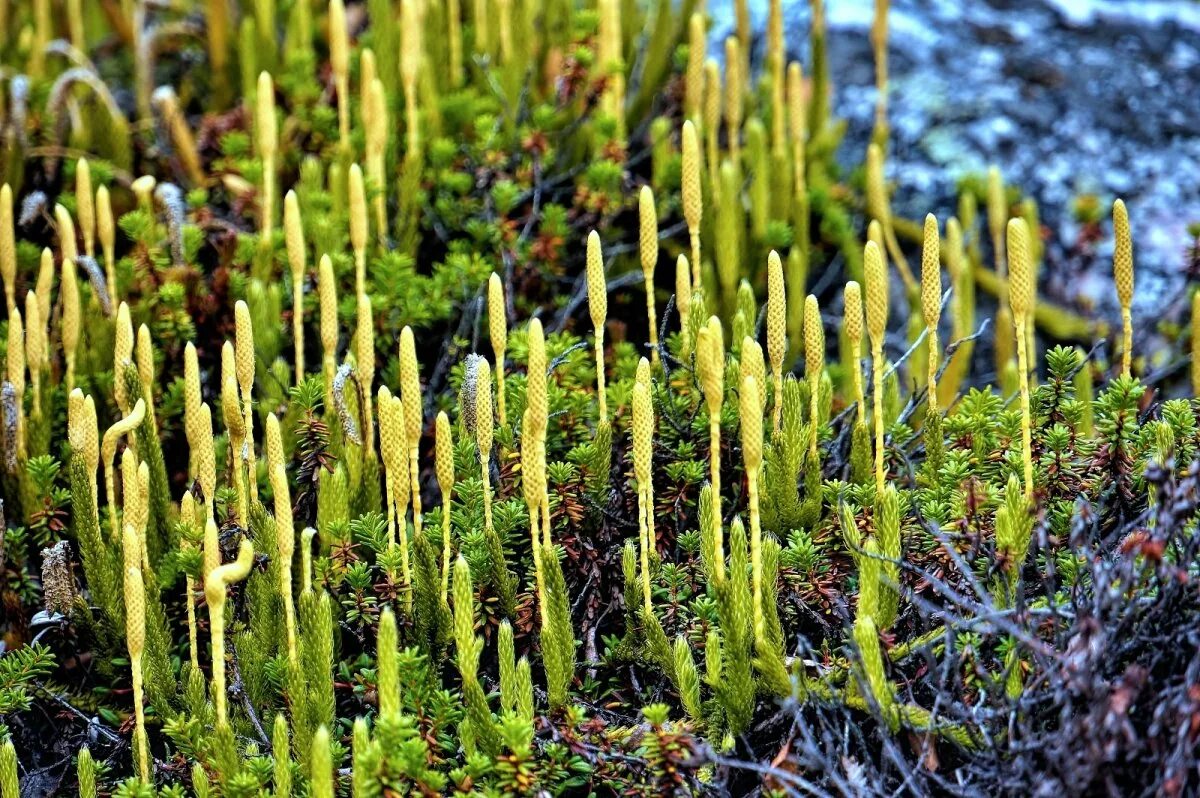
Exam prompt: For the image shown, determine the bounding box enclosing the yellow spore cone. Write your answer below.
[587,231,608,422]
[681,121,703,288]
[639,186,660,367]
[864,240,889,495]
[488,273,508,427]
[1007,217,1035,500]
[1113,199,1134,377]
[766,250,787,434]
[921,213,942,412]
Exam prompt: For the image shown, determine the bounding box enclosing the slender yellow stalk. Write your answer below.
[864,241,888,495]
[222,362,249,523]
[1008,218,1035,500]
[921,214,942,413]
[235,301,257,501]
[378,386,401,550]
[586,231,608,422]
[195,403,217,518]
[357,294,376,454]
[740,375,763,636]
[527,318,551,544]
[6,306,24,464]
[1113,199,1134,378]
[631,363,654,615]
[676,254,692,357]
[0,184,13,313]
[205,539,254,727]
[704,59,720,199]
[697,317,725,582]
[844,281,865,424]
[639,187,660,367]
[329,0,351,150]
[684,13,705,124]
[300,527,317,594]
[153,88,206,186]
[871,0,890,139]
[804,295,823,463]
[987,166,1007,279]
[388,393,412,604]
[270,462,298,666]
[285,191,307,382]
[76,159,95,257]
[399,327,423,538]
[136,324,155,426]
[115,302,134,415]
[681,121,703,289]
[1193,292,1200,396]
[766,251,787,434]
[256,72,277,238]
[121,524,149,782]
[318,254,338,410]
[488,273,508,427]
[865,144,916,298]
[448,0,463,87]
[360,48,377,106]
[400,0,422,156]
[724,37,743,166]
[179,491,200,672]
[61,243,80,393]
[264,412,284,489]
[366,79,388,243]
[102,399,146,543]
[23,292,43,422]
[97,186,117,305]
[68,390,100,529]
[787,61,806,190]
[349,163,368,298]
[183,342,201,469]
[476,358,495,556]
[435,410,454,601]
[35,247,53,328]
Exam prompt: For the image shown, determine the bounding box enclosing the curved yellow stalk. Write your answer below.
[205,538,254,727]
[102,399,146,543]
[284,191,307,383]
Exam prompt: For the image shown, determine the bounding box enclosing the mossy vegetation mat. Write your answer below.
[0,1,1197,796]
